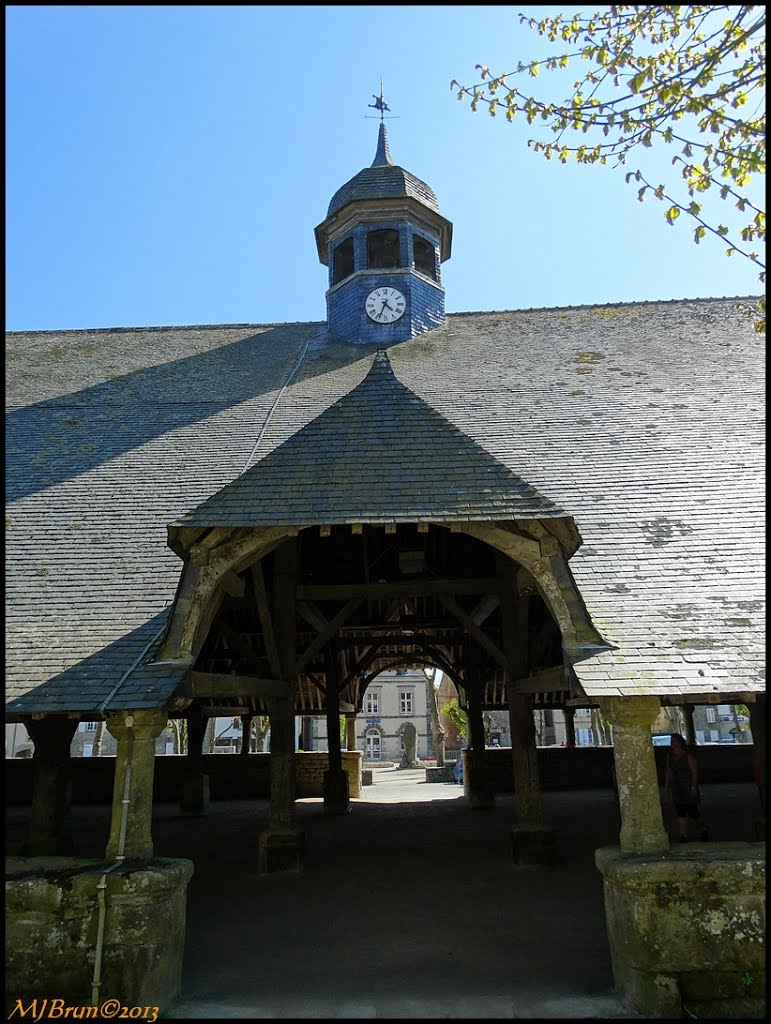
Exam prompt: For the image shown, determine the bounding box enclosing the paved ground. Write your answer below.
[6,771,763,1019]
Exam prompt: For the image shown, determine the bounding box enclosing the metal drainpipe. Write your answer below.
[90,716,135,1006]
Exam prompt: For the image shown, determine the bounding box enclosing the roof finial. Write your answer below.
[367,79,394,167]
[368,78,390,123]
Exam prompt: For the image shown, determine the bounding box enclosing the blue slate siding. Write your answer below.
[327,221,443,343]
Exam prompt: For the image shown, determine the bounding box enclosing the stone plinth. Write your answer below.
[511,824,557,866]
[596,843,765,1018]
[323,768,350,814]
[257,828,304,875]
[5,856,193,1015]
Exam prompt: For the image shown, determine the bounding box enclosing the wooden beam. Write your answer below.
[297,600,330,633]
[293,599,362,676]
[351,523,363,535]
[221,570,245,598]
[508,666,568,694]
[190,671,292,699]
[215,618,263,670]
[319,525,331,537]
[251,561,282,680]
[470,593,499,626]
[295,578,497,600]
[385,523,396,534]
[437,594,506,669]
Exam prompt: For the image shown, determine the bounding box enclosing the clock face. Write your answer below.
[365,287,406,324]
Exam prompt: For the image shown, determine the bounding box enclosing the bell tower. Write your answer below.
[314,89,453,344]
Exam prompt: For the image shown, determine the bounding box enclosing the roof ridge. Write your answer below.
[6,295,762,336]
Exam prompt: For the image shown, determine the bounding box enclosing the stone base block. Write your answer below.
[323,769,350,814]
[511,824,557,865]
[361,769,373,786]
[425,765,454,783]
[595,843,766,1019]
[257,828,304,874]
[179,772,210,815]
[5,856,194,1015]
[469,785,495,809]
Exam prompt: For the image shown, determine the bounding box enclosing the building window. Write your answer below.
[365,730,381,760]
[367,229,401,269]
[399,690,414,716]
[366,690,380,716]
[705,707,717,723]
[413,235,437,279]
[576,728,593,746]
[81,721,98,731]
[332,237,354,284]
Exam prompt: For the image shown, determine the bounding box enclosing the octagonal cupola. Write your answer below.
[315,99,452,344]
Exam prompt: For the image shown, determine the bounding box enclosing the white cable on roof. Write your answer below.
[240,327,323,473]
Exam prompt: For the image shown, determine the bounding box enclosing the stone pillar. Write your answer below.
[345,713,357,751]
[681,703,696,748]
[106,709,167,861]
[465,674,493,809]
[748,696,765,820]
[180,702,209,815]
[563,706,576,748]
[323,648,350,814]
[258,539,304,872]
[240,713,253,756]
[496,549,554,863]
[23,716,78,856]
[266,696,297,829]
[601,696,668,855]
[508,692,555,863]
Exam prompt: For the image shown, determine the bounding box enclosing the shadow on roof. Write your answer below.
[6,324,384,502]
[5,611,178,716]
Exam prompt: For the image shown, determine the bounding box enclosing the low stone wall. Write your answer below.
[5,751,364,805]
[595,844,765,1018]
[296,751,363,799]
[5,856,194,1016]
[4,744,756,805]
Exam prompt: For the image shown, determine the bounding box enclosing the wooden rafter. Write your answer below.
[190,671,292,699]
[250,561,282,681]
[436,594,506,669]
[293,599,362,676]
[295,578,497,601]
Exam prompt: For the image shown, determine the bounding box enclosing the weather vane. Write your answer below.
[366,78,398,121]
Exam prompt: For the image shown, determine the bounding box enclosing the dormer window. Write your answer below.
[332,238,354,285]
[413,235,437,280]
[367,229,401,269]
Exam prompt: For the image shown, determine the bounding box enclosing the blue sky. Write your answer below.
[6,4,765,332]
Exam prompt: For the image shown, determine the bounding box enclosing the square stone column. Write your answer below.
[179,702,209,815]
[258,695,304,872]
[106,709,167,860]
[601,696,668,855]
[23,716,78,856]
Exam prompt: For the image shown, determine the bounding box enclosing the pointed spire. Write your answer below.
[371,120,393,167]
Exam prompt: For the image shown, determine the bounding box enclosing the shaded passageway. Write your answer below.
[5,779,761,1018]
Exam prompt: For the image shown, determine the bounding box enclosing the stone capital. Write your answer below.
[601,695,660,730]
[107,708,168,744]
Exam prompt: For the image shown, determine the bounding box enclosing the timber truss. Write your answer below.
[159,519,608,718]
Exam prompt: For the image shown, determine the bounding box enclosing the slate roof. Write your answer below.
[327,123,440,218]
[178,350,565,526]
[5,297,765,714]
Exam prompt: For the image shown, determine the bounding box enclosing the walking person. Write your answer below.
[664,733,710,843]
